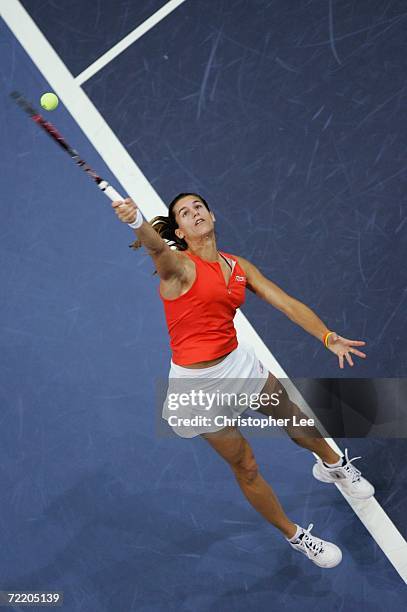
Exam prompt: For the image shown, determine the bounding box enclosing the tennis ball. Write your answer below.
[40,92,59,111]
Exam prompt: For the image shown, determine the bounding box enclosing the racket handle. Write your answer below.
[98,181,124,202]
[99,179,143,227]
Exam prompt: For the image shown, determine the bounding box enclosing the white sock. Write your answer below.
[286,524,302,542]
[323,456,343,468]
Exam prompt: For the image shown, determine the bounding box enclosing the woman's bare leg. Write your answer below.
[201,426,298,539]
[257,373,341,464]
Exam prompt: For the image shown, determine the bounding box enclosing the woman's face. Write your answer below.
[173,196,215,242]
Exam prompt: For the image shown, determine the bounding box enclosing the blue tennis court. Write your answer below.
[1,1,406,610]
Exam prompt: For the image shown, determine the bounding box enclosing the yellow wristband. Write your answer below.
[323,331,334,348]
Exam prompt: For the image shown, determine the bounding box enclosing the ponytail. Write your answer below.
[128,214,187,252]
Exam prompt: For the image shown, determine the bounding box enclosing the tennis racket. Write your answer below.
[10,90,124,203]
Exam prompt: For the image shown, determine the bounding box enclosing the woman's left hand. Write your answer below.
[326,333,367,369]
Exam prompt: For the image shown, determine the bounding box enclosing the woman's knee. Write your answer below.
[202,427,259,483]
[230,439,259,484]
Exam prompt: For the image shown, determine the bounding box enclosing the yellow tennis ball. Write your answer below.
[40,92,59,111]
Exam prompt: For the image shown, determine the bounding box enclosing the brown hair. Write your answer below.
[128,192,211,253]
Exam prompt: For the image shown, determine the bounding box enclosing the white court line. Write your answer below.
[74,0,187,85]
[1,0,407,585]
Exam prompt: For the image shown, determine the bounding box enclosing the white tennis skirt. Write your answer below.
[162,342,269,438]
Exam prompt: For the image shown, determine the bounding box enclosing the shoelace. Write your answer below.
[297,523,324,557]
[341,448,362,483]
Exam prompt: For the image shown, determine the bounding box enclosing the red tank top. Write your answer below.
[159,250,247,365]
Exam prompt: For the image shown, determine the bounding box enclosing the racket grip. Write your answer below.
[98,181,124,202]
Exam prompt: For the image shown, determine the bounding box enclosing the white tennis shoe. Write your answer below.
[312,448,375,500]
[287,523,342,568]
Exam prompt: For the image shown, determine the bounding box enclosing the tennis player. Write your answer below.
[112,193,374,569]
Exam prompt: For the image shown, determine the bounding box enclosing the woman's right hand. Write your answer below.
[112,197,138,224]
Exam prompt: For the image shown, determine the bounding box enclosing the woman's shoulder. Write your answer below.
[219,250,247,269]
[176,250,197,278]
[159,250,196,300]
[177,250,196,265]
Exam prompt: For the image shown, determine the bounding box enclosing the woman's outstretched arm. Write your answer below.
[112,197,186,282]
[236,255,366,368]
